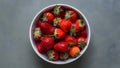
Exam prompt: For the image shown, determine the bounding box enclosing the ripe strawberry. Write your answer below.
[60,52,69,60]
[70,19,86,36]
[53,17,62,27]
[65,10,77,22]
[64,35,76,47]
[60,19,72,32]
[47,50,59,61]
[41,36,54,51]
[54,28,65,39]
[69,46,80,57]
[80,29,88,38]
[33,27,42,42]
[42,12,54,24]
[36,43,47,53]
[53,6,65,17]
[77,37,87,49]
[38,21,54,34]
[54,41,68,53]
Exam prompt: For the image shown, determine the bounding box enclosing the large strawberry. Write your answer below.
[33,27,42,42]
[54,28,65,39]
[65,10,77,22]
[64,35,76,47]
[70,19,86,36]
[77,37,87,49]
[54,41,68,53]
[47,50,59,61]
[42,12,54,24]
[53,6,65,17]
[38,21,54,34]
[41,36,55,51]
[60,19,72,32]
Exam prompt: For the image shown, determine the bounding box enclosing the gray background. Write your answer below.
[0,0,120,68]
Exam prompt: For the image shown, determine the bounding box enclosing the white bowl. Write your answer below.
[29,4,91,65]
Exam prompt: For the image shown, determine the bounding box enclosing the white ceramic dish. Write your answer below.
[29,4,91,65]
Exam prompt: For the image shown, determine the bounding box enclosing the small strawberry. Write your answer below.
[77,37,87,49]
[53,17,62,27]
[54,28,65,39]
[70,19,86,36]
[64,35,76,47]
[69,46,80,58]
[80,29,88,38]
[33,27,42,42]
[47,50,59,61]
[54,41,68,53]
[42,12,54,24]
[38,21,54,34]
[36,43,47,53]
[60,52,69,60]
[65,10,77,22]
[53,6,65,17]
[41,36,54,51]
[60,19,72,32]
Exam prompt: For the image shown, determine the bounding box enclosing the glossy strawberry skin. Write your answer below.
[54,28,65,39]
[36,43,47,53]
[60,19,72,32]
[38,21,54,34]
[54,41,68,53]
[41,36,55,51]
[42,12,54,24]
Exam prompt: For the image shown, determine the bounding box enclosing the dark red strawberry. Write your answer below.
[47,50,59,61]
[54,28,65,39]
[41,36,54,51]
[60,19,72,32]
[53,6,65,17]
[53,17,62,27]
[36,43,47,53]
[42,12,54,24]
[65,10,77,22]
[80,29,88,38]
[38,21,54,34]
[70,19,86,36]
[60,52,69,60]
[33,27,42,42]
[64,35,76,47]
[77,37,87,49]
[54,41,68,53]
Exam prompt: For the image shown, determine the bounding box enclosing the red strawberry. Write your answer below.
[38,21,54,34]
[53,17,62,27]
[36,43,47,53]
[47,50,59,61]
[33,27,42,42]
[70,19,86,36]
[54,28,65,39]
[54,41,68,53]
[80,29,88,38]
[53,6,65,17]
[41,36,54,51]
[60,19,72,32]
[42,12,54,24]
[65,10,77,22]
[60,52,69,60]
[77,37,87,49]
[64,35,76,47]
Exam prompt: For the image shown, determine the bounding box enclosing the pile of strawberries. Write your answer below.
[33,6,88,61]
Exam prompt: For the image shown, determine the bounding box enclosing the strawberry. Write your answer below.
[53,6,65,17]
[80,29,88,38]
[54,41,68,53]
[60,19,72,32]
[65,10,77,22]
[69,46,80,57]
[47,50,59,61]
[41,36,54,51]
[36,43,47,53]
[42,12,54,24]
[64,35,76,47]
[53,17,62,27]
[70,19,86,36]
[77,37,87,49]
[33,27,42,42]
[54,28,65,39]
[60,52,69,60]
[38,21,54,34]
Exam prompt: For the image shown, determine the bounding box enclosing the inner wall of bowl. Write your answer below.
[31,4,90,64]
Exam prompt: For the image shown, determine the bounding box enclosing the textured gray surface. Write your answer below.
[0,0,120,68]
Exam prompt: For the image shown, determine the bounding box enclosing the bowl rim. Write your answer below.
[29,4,91,65]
